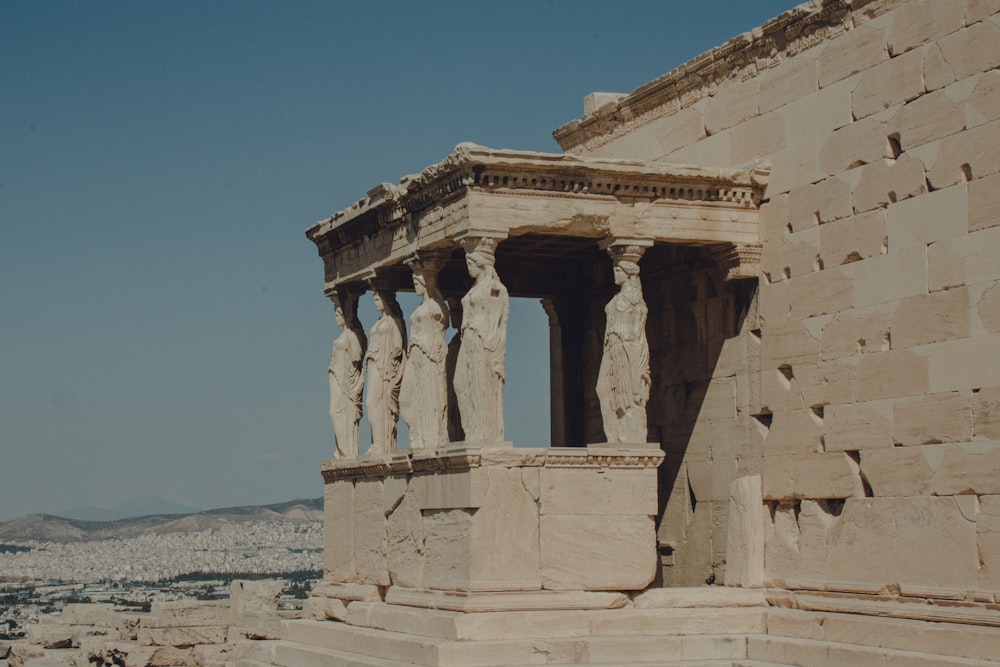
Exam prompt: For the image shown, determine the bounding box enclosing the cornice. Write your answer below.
[305,143,769,247]
[552,0,907,153]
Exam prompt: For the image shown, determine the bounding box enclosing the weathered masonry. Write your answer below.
[278,1,1000,665]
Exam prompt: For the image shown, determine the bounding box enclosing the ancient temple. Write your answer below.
[267,0,1000,665]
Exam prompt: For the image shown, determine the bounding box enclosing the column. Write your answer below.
[399,252,450,451]
[363,275,406,456]
[596,237,654,445]
[453,230,510,445]
[327,287,367,459]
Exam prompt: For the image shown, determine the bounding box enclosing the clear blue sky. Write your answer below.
[0,1,800,521]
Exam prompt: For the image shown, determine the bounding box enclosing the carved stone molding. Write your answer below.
[552,0,904,153]
[320,446,664,481]
[712,242,763,281]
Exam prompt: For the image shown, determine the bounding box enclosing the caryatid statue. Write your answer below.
[365,282,407,455]
[328,290,367,459]
[454,233,509,443]
[596,239,653,444]
[399,254,450,450]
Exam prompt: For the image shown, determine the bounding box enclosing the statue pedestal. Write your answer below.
[320,446,663,594]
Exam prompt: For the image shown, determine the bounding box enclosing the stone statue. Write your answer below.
[597,251,651,443]
[328,292,367,459]
[399,259,449,450]
[445,297,465,443]
[454,237,509,442]
[365,288,406,455]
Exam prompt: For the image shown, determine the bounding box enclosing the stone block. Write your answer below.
[466,466,541,591]
[794,358,857,407]
[386,477,424,589]
[819,209,887,268]
[919,332,1000,392]
[540,514,656,591]
[968,170,1000,232]
[758,193,788,244]
[855,348,929,400]
[927,119,1000,189]
[687,458,737,503]
[978,495,1000,589]
[819,117,892,175]
[887,0,965,55]
[852,48,924,119]
[895,496,978,594]
[762,451,865,500]
[730,111,785,165]
[845,247,927,309]
[352,478,389,586]
[933,441,1000,495]
[891,286,971,348]
[927,241,965,292]
[967,0,1000,23]
[887,184,968,251]
[148,601,229,628]
[763,408,824,456]
[302,596,347,621]
[821,307,890,360]
[418,468,486,509]
[818,24,888,88]
[654,106,706,156]
[888,89,966,150]
[323,479,355,582]
[588,606,764,636]
[893,391,972,445]
[778,269,853,322]
[822,498,896,591]
[137,626,228,647]
[705,76,759,135]
[788,177,853,231]
[769,76,856,194]
[725,475,764,588]
[764,500,834,589]
[923,43,956,92]
[761,230,820,282]
[539,467,657,516]
[759,56,818,114]
[968,71,1000,126]
[26,624,73,649]
[853,154,927,214]
[60,604,118,627]
[421,509,473,591]
[311,581,381,602]
[933,226,1000,289]
[859,445,935,495]
[974,385,1000,438]
[938,20,1000,80]
[664,129,731,168]
[825,401,894,451]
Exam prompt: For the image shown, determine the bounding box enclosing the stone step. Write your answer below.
[766,607,1000,663]
[279,618,754,666]
[259,640,741,667]
[343,601,765,641]
[747,635,1000,667]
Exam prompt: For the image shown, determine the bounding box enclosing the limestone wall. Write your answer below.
[562,0,1000,597]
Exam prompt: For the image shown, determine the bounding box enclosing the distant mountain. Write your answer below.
[0,498,323,543]
[58,496,202,522]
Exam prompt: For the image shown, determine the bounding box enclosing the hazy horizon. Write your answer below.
[1,1,800,522]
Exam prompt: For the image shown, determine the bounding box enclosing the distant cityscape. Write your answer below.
[0,502,323,642]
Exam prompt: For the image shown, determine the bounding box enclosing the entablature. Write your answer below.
[306,143,768,295]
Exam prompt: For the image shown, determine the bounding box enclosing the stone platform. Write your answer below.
[320,446,664,594]
[236,586,1000,667]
